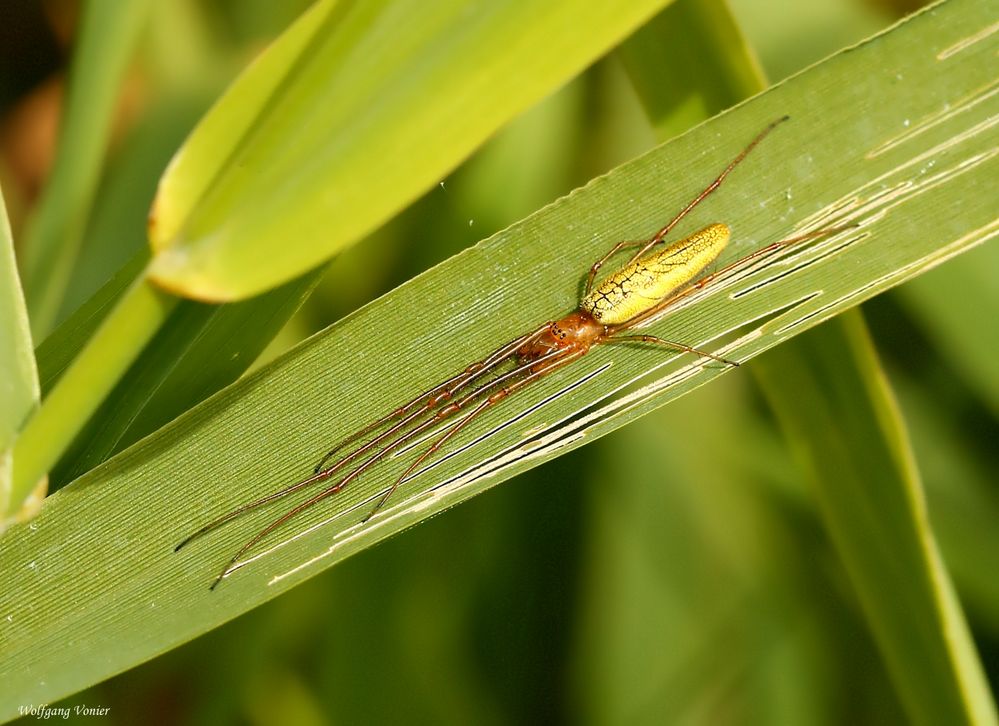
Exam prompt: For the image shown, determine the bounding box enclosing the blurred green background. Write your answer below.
[2,0,996,724]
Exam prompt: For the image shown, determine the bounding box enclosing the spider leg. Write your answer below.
[360,399,491,523]
[362,345,588,522]
[586,118,790,295]
[208,409,467,588]
[628,116,790,266]
[175,404,434,552]
[208,347,579,588]
[179,326,552,555]
[208,475,350,589]
[585,240,645,295]
[175,467,335,552]
[317,347,575,507]
[309,324,552,476]
[606,334,739,366]
[312,324,549,473]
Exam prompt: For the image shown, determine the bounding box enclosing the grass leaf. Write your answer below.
[147,0,674,301]
[19,0,152,337]
[0,185,41,525]
[756,312,998,726]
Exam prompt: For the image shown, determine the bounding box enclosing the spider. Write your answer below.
[176,115,854,589]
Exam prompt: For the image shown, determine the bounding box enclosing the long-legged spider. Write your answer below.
[177,116,854,589]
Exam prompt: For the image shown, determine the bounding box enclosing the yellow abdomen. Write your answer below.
[580,223,730,325]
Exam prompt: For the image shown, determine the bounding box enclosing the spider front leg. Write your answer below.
[361,344,588,522]
[312,324,549,473]
[587,117,791,296]
[585,240,646,295]
[179,327,551,557]
[208,346,580,588]
[606,334,739,366]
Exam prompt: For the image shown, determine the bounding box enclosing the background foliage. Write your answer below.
[0,0,996,724]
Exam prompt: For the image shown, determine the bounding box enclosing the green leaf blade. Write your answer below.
[19,0,152,337]
[0,185,41,524]
[756,312,998,726]
[146,0,673,301]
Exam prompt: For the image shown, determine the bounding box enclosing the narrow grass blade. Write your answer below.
[19,0,152,337]
[35,253,149,395]
[0,185,42,526]
[9,274,176,509]
[756,313,997,726]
